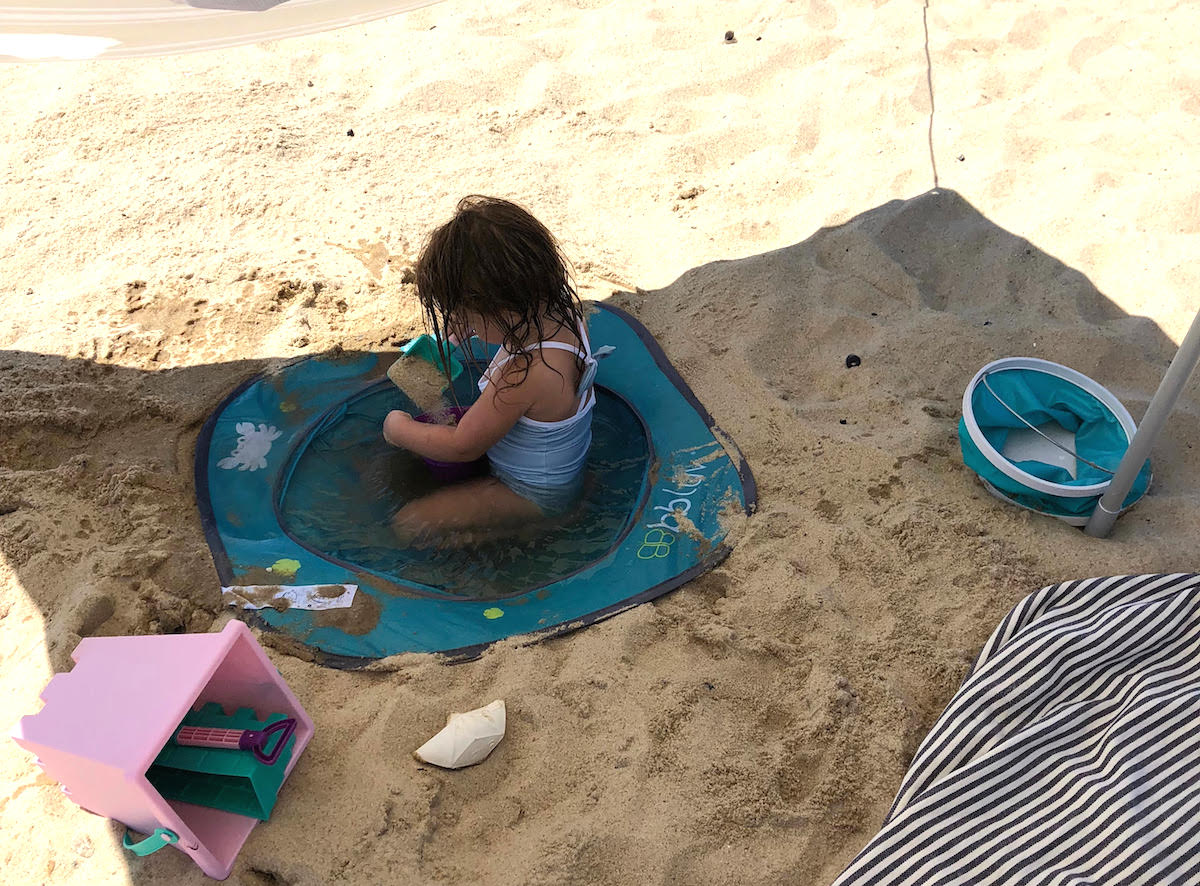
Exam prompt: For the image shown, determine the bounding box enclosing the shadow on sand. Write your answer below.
[2,189,1196,883]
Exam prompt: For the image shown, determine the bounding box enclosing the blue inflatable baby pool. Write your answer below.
[196,304,755,665]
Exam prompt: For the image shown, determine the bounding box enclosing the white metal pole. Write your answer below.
[1085,306,1200,538]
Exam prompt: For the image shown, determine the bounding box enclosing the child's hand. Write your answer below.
[382,409,413,447]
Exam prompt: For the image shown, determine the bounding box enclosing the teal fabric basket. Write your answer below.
[959,358,1151,525]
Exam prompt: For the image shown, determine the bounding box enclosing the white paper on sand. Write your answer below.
[414,699,506,769]
[221,584,358,611]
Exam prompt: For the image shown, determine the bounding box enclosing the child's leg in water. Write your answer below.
[391,476,545,547]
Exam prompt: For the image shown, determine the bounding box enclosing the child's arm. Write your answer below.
[383,362,536,462]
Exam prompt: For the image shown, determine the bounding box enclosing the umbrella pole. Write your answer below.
[1085,306,1200,538]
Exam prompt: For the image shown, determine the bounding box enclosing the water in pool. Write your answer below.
[279,383,650,601]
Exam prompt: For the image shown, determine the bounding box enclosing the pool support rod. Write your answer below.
[1085,306,1200,538]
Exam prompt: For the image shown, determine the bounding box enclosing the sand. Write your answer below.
[1,1,1198,883]
[388,353,452,416]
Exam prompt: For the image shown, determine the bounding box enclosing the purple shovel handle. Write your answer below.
[238,718,297,765]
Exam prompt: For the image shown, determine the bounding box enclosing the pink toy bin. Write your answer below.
[11,620,314,880]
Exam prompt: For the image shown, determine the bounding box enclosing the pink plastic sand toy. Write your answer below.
[10,620,314,880]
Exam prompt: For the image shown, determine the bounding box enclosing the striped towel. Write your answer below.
[833,573,1200,886]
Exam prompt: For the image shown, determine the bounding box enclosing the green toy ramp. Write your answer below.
[147,704,295,821]
[195,304,755,666]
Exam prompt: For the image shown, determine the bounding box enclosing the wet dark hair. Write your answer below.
[414,195,584,395]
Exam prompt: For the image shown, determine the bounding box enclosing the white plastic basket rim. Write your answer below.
[961,357,1138,498]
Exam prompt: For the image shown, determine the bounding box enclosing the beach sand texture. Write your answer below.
[1,0,1198,883]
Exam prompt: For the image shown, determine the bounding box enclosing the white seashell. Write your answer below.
[413,700,506,769]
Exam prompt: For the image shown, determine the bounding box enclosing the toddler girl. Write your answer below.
[383,195,596,539]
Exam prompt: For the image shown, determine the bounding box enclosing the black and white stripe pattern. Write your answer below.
[833,573,1200,886]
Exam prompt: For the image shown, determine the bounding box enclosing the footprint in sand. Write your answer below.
[325,239,399,280]
[1183,82,1200,116]
[71,594,115,638]
[1068,31,1119,72]
[805,0,837,31]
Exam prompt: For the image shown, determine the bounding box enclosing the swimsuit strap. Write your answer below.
[479,319,594,390]
[535,341,588,359]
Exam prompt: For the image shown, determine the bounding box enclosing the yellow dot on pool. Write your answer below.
[279,400,297,413]
[483,608,504,620]
[268,558,301,577]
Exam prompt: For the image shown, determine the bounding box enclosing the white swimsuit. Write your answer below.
[476,324,597,508]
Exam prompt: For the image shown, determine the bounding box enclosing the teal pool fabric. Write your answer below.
[196,304,755,665]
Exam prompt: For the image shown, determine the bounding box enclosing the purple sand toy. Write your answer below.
[176,718,297,765]
[415,406,488,482]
